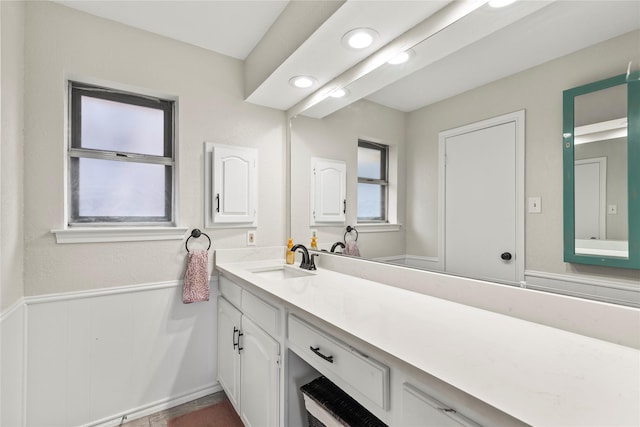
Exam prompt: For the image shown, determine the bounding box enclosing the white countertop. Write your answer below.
[216,258,640,426]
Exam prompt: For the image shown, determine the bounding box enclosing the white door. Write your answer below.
[575,157,607,239]
[440,111,524,285]
[217,298,242,412]
[239,316,280,427]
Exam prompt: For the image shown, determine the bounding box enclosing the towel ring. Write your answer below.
[344,225,358,242]
[186,229,211,253]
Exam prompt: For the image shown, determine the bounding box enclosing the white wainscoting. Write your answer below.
[525,270,640,308]
[373,255,440,271]
[22,278,218,427]
[1,299,26,427]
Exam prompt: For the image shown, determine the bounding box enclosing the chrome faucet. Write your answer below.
[291,244,317,270]
[330,241,345,253]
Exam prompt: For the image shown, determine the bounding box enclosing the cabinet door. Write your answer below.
[212,144,258,225]
[311,157,346,224]
[239,316,280,427]
[217,298,242,411]
[401,383,481,427]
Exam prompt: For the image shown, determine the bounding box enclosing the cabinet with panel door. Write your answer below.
[217,282,280,427]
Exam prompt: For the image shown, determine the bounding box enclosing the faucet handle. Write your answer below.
[309,253,319,270]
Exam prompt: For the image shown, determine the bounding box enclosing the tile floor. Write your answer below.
[120,391,229,426]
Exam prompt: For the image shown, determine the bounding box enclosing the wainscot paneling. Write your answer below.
[24,278,218,427]
[373,255,440,270]
[1,300,26,427]
[525,270,640,308]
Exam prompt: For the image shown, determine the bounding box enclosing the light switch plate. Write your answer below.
[247,230,257,246]
[528,197,541,213]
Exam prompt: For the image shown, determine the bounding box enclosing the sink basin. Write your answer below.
[249,266,315,280]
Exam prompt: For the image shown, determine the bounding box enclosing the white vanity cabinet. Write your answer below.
[217,277,280,427]
[288,315,390,414]
[216,252,639,427]
[400,382,482,427]
[217,297,242,410]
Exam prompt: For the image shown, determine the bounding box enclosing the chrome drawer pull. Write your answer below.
[310,346,334,363]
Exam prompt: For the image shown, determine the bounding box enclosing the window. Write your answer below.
[357,140,388,222]
[68,81,175,225]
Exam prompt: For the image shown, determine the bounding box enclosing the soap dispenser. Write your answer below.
[310,234,318,250]
[286,238,295,264]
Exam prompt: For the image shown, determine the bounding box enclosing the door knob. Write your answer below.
[500,252,512,261]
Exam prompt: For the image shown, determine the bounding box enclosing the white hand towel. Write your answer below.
[183,250,210,303]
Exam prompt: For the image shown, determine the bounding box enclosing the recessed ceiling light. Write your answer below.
[289,76,316,89]
[342,28,378,50]
[329,88,348,98]
[488,0,518,7]
[388,50,413,65]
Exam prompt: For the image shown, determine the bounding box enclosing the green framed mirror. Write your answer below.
[563,73,639,269]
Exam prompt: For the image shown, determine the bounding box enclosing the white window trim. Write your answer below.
[51,227,189,244]
[356,223,402,233]
[56,76,184,244]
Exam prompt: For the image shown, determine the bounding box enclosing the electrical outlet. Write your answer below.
[247,230,257,246]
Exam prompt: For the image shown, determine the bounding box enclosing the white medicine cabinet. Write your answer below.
[205,142,258,227]
[310,157,347,225]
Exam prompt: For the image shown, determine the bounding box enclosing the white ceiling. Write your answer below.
[53,0,640,116]
[368,0,640,113]
[53,0,289,60]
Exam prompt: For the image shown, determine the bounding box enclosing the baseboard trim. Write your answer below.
[525,270,640,307]
[87,382,223,427]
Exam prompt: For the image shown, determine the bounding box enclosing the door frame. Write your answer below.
[437,110,525,285]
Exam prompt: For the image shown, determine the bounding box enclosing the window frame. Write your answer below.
[68,81,176,226]
[357,139,389,223]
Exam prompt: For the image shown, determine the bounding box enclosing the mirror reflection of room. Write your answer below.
[290,2,640,296]
[573,84,628,258]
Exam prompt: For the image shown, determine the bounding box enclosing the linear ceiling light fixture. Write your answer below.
[342,28,378,50]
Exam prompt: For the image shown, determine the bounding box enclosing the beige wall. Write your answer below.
[291,99,406,258]
[406,30,640,283]
[22,1,286,296]
[1,0,25,311]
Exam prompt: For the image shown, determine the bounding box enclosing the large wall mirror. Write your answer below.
[288,1,640,303]
[563,73,640,269]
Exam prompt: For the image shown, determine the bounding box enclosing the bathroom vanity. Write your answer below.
[215,247,640,427]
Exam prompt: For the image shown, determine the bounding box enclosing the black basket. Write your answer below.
[300,376,388,427]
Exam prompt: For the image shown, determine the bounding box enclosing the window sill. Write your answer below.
[355,223,402,233]
[51,227,189,244]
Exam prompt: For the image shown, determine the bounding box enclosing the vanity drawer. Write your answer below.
[219,276,242,308]
[288,315,389,410]
[242,290,280,337]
